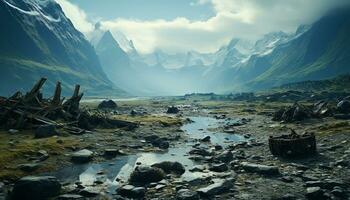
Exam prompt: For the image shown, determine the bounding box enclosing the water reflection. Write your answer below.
[50,116,245,193]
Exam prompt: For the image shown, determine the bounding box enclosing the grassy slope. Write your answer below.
[0,56,126,97]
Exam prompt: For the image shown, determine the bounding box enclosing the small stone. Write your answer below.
[197,178,234,196]
[151,161,185,175]
[177,189,200,200]
[209,163,228,172]
[17,163,40,172]
[305,187,324,200]
[118,185,146,198]
[201,136,211,142]
[58,194,84,200]
[241,162,279,175]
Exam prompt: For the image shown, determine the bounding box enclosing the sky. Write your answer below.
[56,0,350,54]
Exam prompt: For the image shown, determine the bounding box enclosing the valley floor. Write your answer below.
[0,97,349,199]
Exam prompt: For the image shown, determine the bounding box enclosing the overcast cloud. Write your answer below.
[56,0,350,53]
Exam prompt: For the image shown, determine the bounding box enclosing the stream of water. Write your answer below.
[49,116,245,194]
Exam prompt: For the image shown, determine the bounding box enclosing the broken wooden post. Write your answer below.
[51,82,62,106]
[23,78,47,104]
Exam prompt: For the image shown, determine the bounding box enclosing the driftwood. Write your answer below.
[0,78,138,133]
[268,129,316,158]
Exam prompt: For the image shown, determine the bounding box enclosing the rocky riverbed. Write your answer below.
[0,96,349,199]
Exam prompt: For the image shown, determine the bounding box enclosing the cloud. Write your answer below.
[56,0,350,54]
[55,0,94,35]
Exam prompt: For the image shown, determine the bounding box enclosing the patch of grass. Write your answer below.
[115,114,183,126]
[0,131,79,180]
[317,121,350,136]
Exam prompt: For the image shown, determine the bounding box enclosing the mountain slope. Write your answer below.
[221,7,350,91]
[0,0,124,96]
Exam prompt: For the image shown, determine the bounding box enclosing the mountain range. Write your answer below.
[0,0,124,96]
[0,0,349,96]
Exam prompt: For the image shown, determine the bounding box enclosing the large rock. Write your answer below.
[241,162,279,175]
[118,185,146,198]
[272,103,310,122]
[11,176,61,200]
[129,166,165,185]
[197,178,234,197]
[71,149,93,163]
[98,100,117,109]
[151,161,185,175]
[35,125,58,138]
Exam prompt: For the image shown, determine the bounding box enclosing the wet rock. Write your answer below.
[11,176,61,200]
[17,163,40,172]
[104,149,124,157]
[337,100,350,113]
[129,166,165,185]
[201,136,211,142]
[35,125,58,138]
[305,187,325,200]
[145,135,170,149]
[71,149,93,163]
[58,194,84,200]
[215,150,233,163]
[209,163,228,172]
[197,178,234,197]
[152,161,185,175]
[240,162,279,175]
[98,100,117,109]
[167,106,179,114]
[118,185,146,198]
[189,148,212,156]
[176,189,200,200]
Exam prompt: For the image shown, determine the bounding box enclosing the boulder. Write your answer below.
[129,166,165,185]
[118,185,146,198]
[241,162,279,175]
[11,176,61,200]
[71,149,93,163]
[176,189,200,200]
[167,106,179,114]
[98,100,117,109]
[151,161,185,175]
[145,135,170,149]
[35,125,58,138]
[197,178,234,197]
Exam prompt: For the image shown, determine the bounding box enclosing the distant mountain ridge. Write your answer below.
[0,0,125,96]
[210,7,350,93]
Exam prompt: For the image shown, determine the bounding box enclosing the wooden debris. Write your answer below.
[0,78,138,134]
[268,129,316,158]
